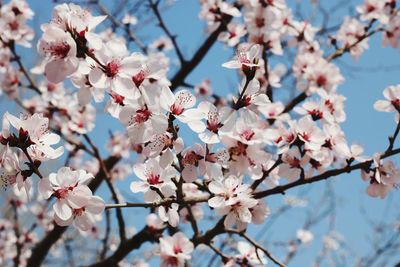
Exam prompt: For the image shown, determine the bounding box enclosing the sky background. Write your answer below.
[2,0,400,266]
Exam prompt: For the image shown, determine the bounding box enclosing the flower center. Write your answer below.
[73,207,85,216]
[316,75,327,87]
[170,103,184,115]
[241,129,255,141]
[132,70,146,87]
[308,109,323,120]
[147,173,161,185]
[134,108,151,124]
[173,245,182,254]
[111,92,125,106]
[50,42,71,59]
[182,151,201,166]
[105,60,120,78]
[391,99,400,109]
[54,188,69,199]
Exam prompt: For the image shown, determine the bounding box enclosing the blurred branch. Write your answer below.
[91,0,148,54]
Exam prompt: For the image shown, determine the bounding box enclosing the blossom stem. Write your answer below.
[21,147,43,179]
[226,229,286,267]
[104,196,209,209]
[254,147,400,199]
[233,75,251,109]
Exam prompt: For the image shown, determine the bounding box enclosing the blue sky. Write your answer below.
[2,0,400,266]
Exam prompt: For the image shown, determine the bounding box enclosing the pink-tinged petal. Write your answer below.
[144,190,159,202]
[167,209,179,227]
[128,124,146,144]
[374,100,393,112]
[130,181,149,193]
[187,120,206,133]
[57,167,79,187]
[159,86,176,112]
[199,131,220,144]
[53,200,72,221]
[89,15,107,30]
[222,60,241,69]
[48,173,59,187]
[224,212,237,228]
[67,186,92,208]
[208,180,225,194]
[151,114,168,134]
[160,149,174,169]
[5,112,21,131]
[89,68,109,89]
[133,163,147,181]
[366,184,390,199]
[112,76,136,97]
[182,166,197,182]
[74,214,92,231]
[206,162,223,178]
[120,55,142,73]
[208,196,224,208]
[248,44,261,60]
[158,206,168,221]
[38,177,52,199]
[41,133,60,145]
[85,32,103,50]
[118,106,135,126]
[175,90,196,109]
[179,108,206,123]
[2,113,10,138]
[77,170,94,185]
[77,88,92,106]
[175,138,184,153]
[160,183,177,197]
[45,58,78,84]
[86,196,105,214]
[238,208,253,223]
[54,213,73,227]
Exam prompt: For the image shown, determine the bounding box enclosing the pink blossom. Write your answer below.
[130,158,176,202]
[159,232,194,267]
[39,167,95,222]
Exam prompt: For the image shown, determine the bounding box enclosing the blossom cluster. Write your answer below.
[0,0,399,266]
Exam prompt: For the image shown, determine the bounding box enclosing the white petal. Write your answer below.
[53,200,72,221]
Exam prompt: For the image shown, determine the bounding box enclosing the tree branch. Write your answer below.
[25,156,120,267]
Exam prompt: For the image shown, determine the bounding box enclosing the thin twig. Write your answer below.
[149,0,185,64]
[226,229,286,267]
[83,134,127,242]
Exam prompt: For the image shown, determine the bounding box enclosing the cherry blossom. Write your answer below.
[2,112,64,160]
[88,40,142,98]
[54,195,105,232]
[119,100,168,144]
[38,167,95,222]
[37,25,79,83]
[234,241,267,266]
[337,17,369,59]
[361,155,400,198]
[222,44,260,72]
[130,157,177,202]
[1,1,400,266]
[159,232,194,267]
[160,87,199,122]
[186,101,234,144]
[297,229,314,244]
[218,23,247,47]
[374,84,400,115]
[208,176,258,228]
